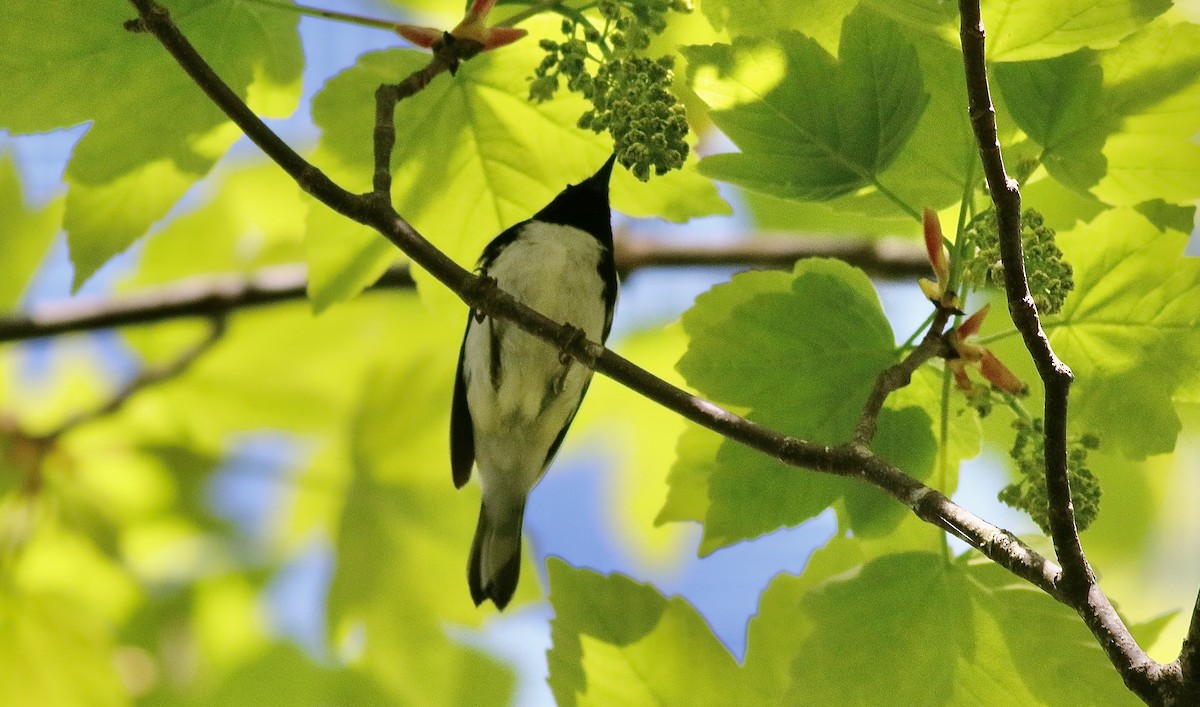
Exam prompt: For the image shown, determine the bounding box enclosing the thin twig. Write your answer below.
[853,308,952,446]
[126,0,1102,668]
[374,37,482,197]
[41,317,227,441]
[958,1,1173,702]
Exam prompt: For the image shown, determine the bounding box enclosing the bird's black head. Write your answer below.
[532,154,616,244]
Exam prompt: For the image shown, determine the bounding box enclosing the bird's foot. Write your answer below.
[472,271,498,323]
[555,324,585,367]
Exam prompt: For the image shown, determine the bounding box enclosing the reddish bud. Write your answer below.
[394,23,442,48]
[956,303,990,339]
[923,207,949,287]
[980,350,1027,395]
[951,362,973,393]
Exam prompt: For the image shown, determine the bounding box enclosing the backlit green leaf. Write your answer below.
[689,9,927,206]
[982,0,1171,62]
[677,260,933,551]
[996,52,1110,192]
[1092,20,1200,206]
[1046,209,1200,457]
[0,0,303,288]
[786,553,974,705]
[309,18,726,309]
[965,558,1138,704]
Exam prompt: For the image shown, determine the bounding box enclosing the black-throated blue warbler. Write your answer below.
[451,155,619,610]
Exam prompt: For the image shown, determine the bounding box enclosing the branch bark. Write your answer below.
[0,265,412,343]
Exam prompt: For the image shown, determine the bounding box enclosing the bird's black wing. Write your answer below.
[451,221,529,489]
[450,317,475,489]
[541,378,592,472]
[598,248,619,342]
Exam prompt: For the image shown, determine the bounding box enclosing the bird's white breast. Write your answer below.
[462,222,610,499]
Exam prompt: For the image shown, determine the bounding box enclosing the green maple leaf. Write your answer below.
[546,559,744,707]
[675,259,935,552]
[687,9,928,206]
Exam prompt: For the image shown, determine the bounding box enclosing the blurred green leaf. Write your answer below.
[327,344,527,704]
[0,0,303,288]
[199,643,393,707]
[546,559,742,707]
[0,587,127,707]
[123,163,308,289]
[0,155,62,310]
[578,324,696,565]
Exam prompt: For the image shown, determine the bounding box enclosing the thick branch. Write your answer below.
[958,2,1169,702]
[129,0,1091,664]
[1176,590,1200,700]
[0,265,412,343]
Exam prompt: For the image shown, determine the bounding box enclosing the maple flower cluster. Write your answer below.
[998,417,1102,533]
[390,0,693,181]
[961,208,1074,315]
[530,0,694,180]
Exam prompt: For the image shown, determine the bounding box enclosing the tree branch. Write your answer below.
[0,238,927,344]
[1176,589,1200,699]
[0,265,412,343]
[615,234,927,279]
[958,1,1174,702]
[124,0,1138,685]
